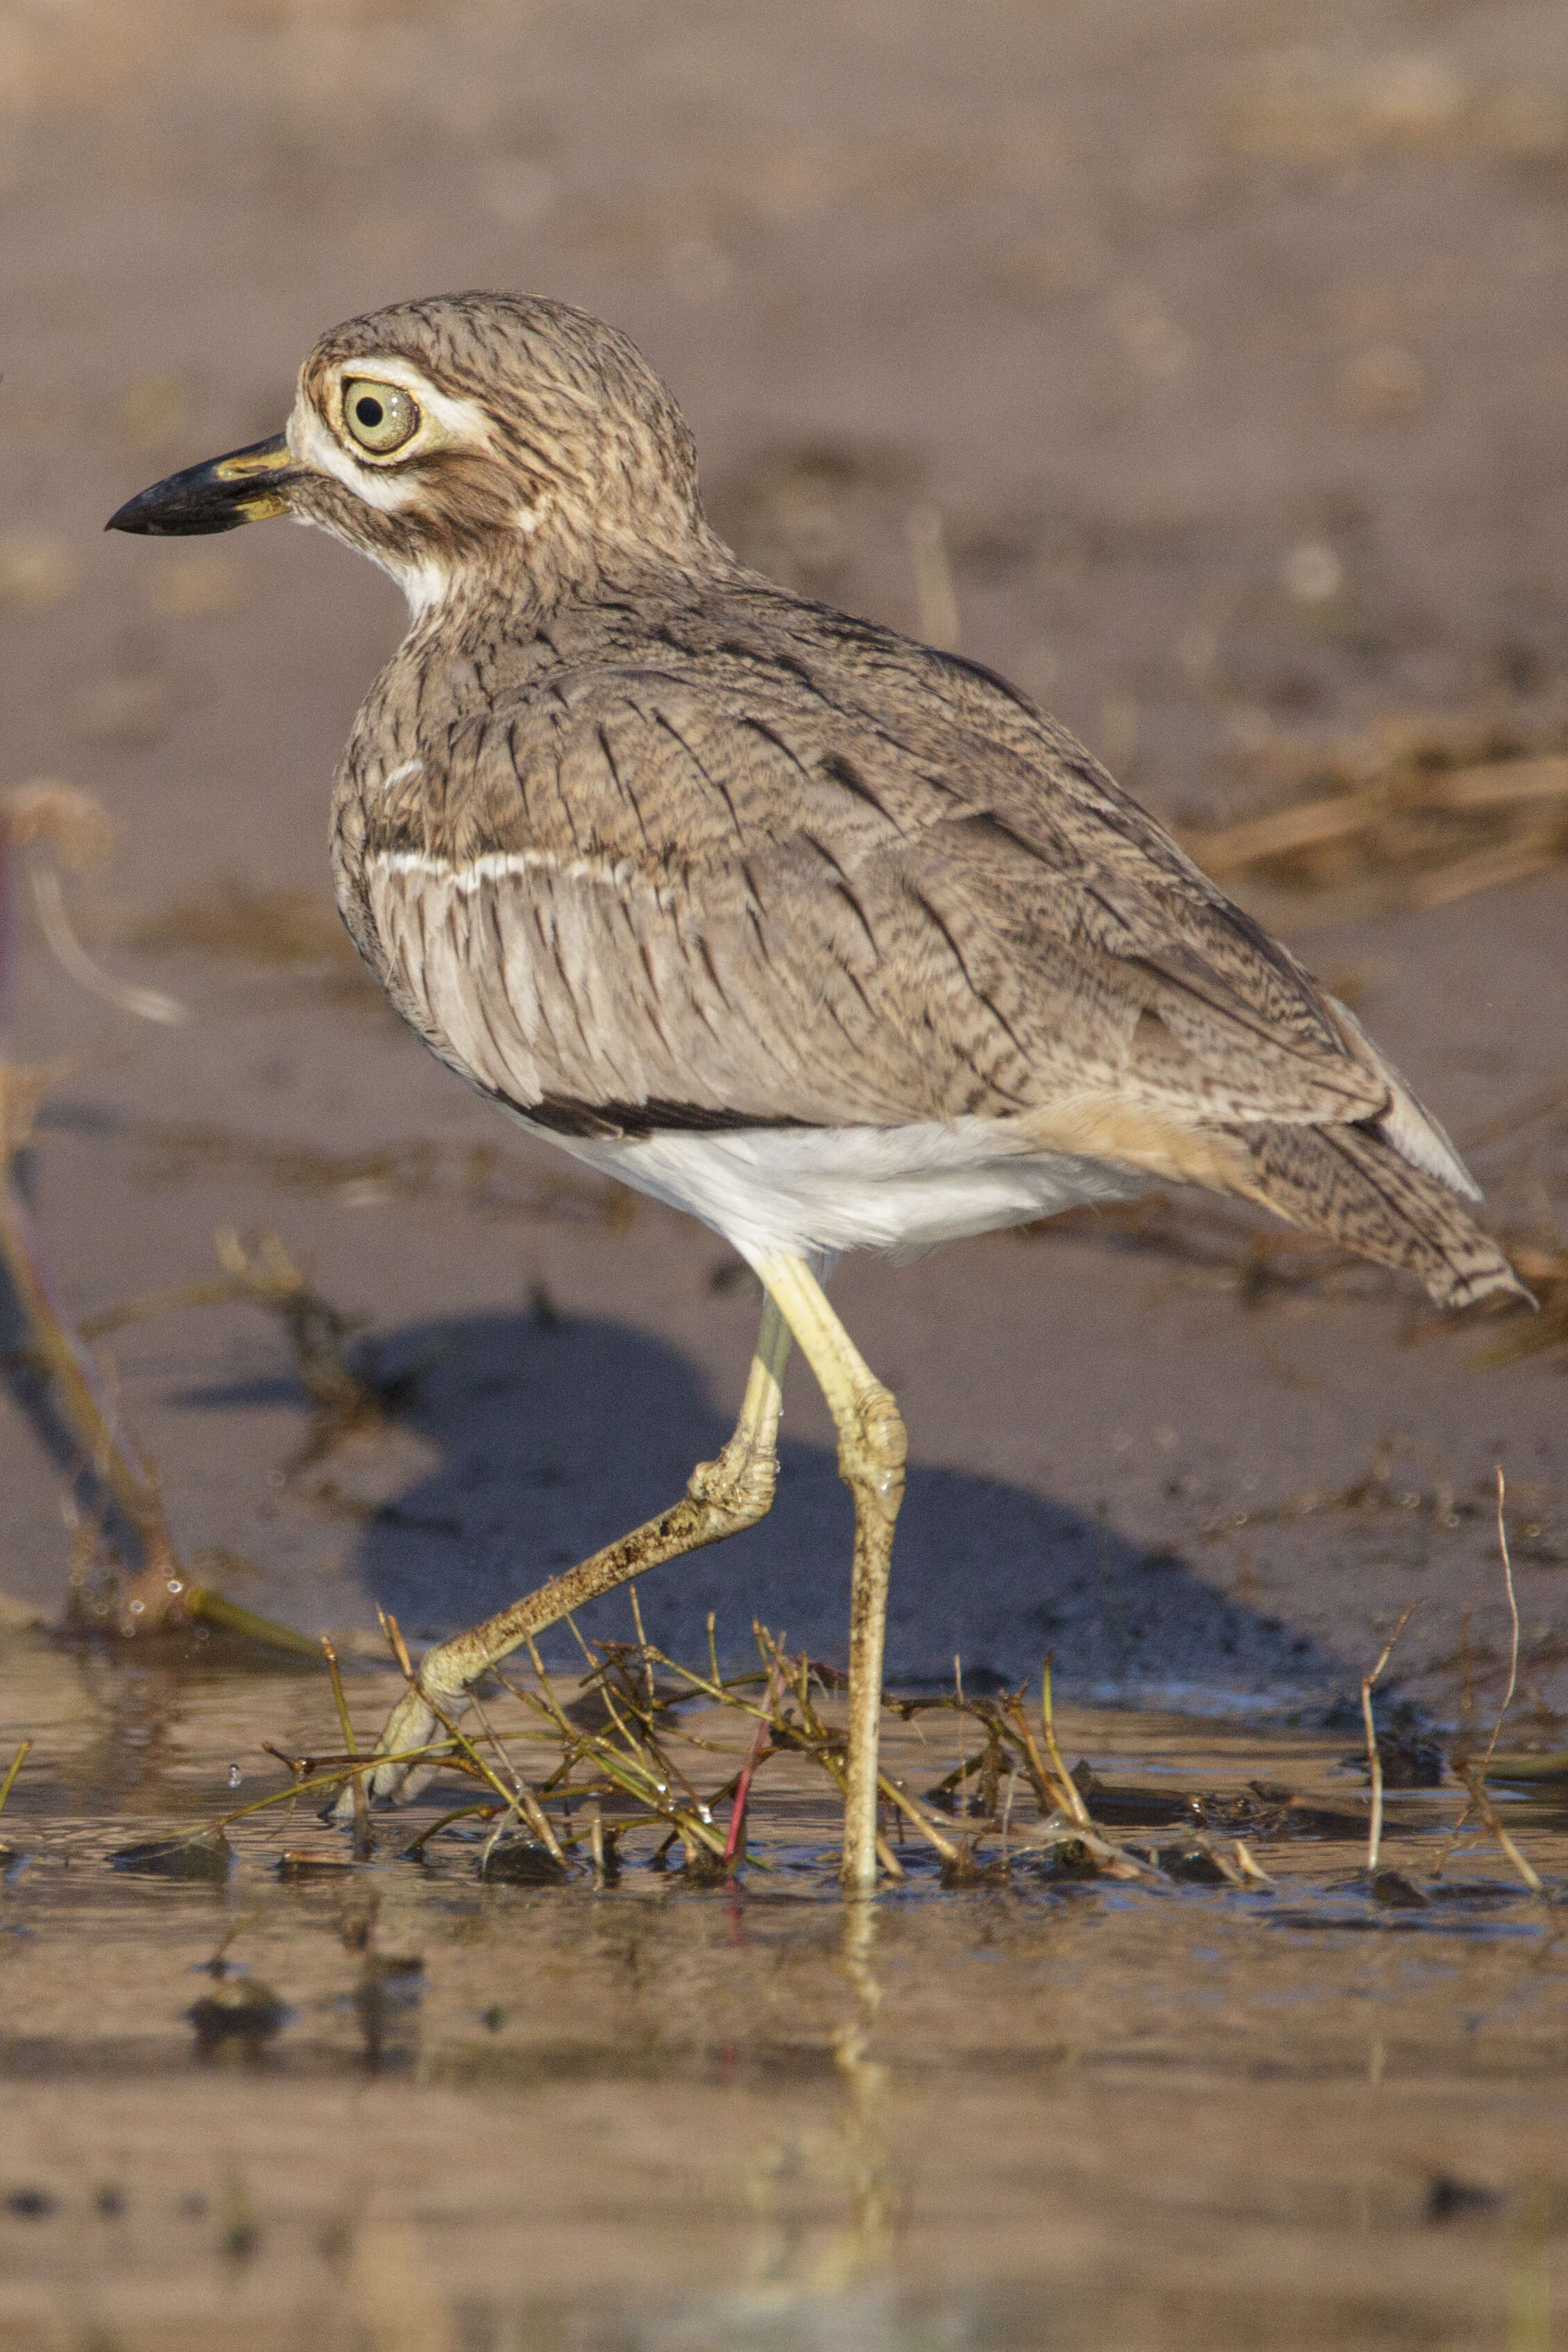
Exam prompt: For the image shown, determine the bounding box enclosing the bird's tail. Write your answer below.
[1232,1118,1528,1311]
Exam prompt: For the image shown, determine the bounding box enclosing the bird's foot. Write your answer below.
[332,1639,478,1821]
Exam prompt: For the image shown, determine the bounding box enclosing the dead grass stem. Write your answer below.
[322,1636,372,1859]
[325,1624,1191,1889]
[1459,1474,1549,1902]
[0,796,326,1660]
[1179,717,1568,912]
[0,1739,30,1819]
[1479,1469,1522,1782]
[1362,1603,1420,1873]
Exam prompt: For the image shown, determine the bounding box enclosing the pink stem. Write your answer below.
[722,1666,781,1868]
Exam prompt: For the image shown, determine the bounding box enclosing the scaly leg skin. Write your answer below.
[339,1299,791,1816]
[756,1254,907,1895]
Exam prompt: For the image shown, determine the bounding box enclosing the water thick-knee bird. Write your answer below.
[109,291,1524,1889]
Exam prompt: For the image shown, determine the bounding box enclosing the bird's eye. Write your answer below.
[342,380,419,455]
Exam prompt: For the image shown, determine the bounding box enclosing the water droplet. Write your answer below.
[228,1766,242,1789]
[167,1579,183,1595]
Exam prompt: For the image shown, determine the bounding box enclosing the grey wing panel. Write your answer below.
[362,840,950,1128]
[355,636,1438,1152]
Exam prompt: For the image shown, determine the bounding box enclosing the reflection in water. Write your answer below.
[830,1900,895,2287]
[1,1640,1566,2349]
[341,1885,425,2072]
[740,1900,896,2313]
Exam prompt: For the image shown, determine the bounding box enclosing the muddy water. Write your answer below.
[0,1634,1565,2352]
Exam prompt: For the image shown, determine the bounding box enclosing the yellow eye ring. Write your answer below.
[342,380,419,456]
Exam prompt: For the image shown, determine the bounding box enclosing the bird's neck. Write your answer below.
[393,522,740,652]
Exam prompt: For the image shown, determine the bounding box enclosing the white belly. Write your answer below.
[504,1111,1151,1266]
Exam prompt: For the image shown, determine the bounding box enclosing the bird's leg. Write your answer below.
[344,1298,792,1812]
[755,1254,907,1895]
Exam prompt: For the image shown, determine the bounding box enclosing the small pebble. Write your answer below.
[6,2188,57,2219]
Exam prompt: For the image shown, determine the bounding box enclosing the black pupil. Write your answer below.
[355,395,386,429]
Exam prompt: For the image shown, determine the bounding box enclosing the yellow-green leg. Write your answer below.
[343,1297,792,1812]
[755,1254,907,1895]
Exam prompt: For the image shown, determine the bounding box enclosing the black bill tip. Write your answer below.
[107,432,296,536]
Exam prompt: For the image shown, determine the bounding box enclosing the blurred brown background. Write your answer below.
[2,0,1567,1717]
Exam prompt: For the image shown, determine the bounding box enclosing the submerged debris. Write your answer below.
[1365,1867,1431,1909]
[187,1977,289,2057]
[275,1851,358,1882]
[481,1839,572,1886]
[111,1827,233,1883]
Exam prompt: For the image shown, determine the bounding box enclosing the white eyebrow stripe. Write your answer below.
[332,359,493,444]
[370,844,674,910]
[287,371,497,515]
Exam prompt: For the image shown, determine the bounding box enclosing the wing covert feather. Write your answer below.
[355,600,1413,1143]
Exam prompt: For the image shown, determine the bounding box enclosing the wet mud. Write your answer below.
[1,1637,1565,2350]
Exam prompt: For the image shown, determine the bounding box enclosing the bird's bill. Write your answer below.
[105,432,300,536]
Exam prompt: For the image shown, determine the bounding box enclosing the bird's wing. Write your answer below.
[350,603,1470,1197]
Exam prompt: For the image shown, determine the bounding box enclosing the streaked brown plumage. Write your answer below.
[110,291,1524,1888]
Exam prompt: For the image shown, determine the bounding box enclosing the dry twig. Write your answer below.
[1478,1468,1522,1782]
[1179,719,1568,912]
[1362,1603,1420,1873]
[0,795,319,1656]
[0,1740,30,1821]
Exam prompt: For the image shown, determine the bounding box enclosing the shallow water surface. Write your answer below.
[0,1633,1565,2351]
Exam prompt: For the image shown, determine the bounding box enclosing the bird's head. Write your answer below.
[108,291,719,614]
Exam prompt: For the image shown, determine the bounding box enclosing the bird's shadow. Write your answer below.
[312,1305,1339,1704]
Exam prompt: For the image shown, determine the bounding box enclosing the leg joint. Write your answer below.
[686,1437,779,1528]
[837,1381,907,1513]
